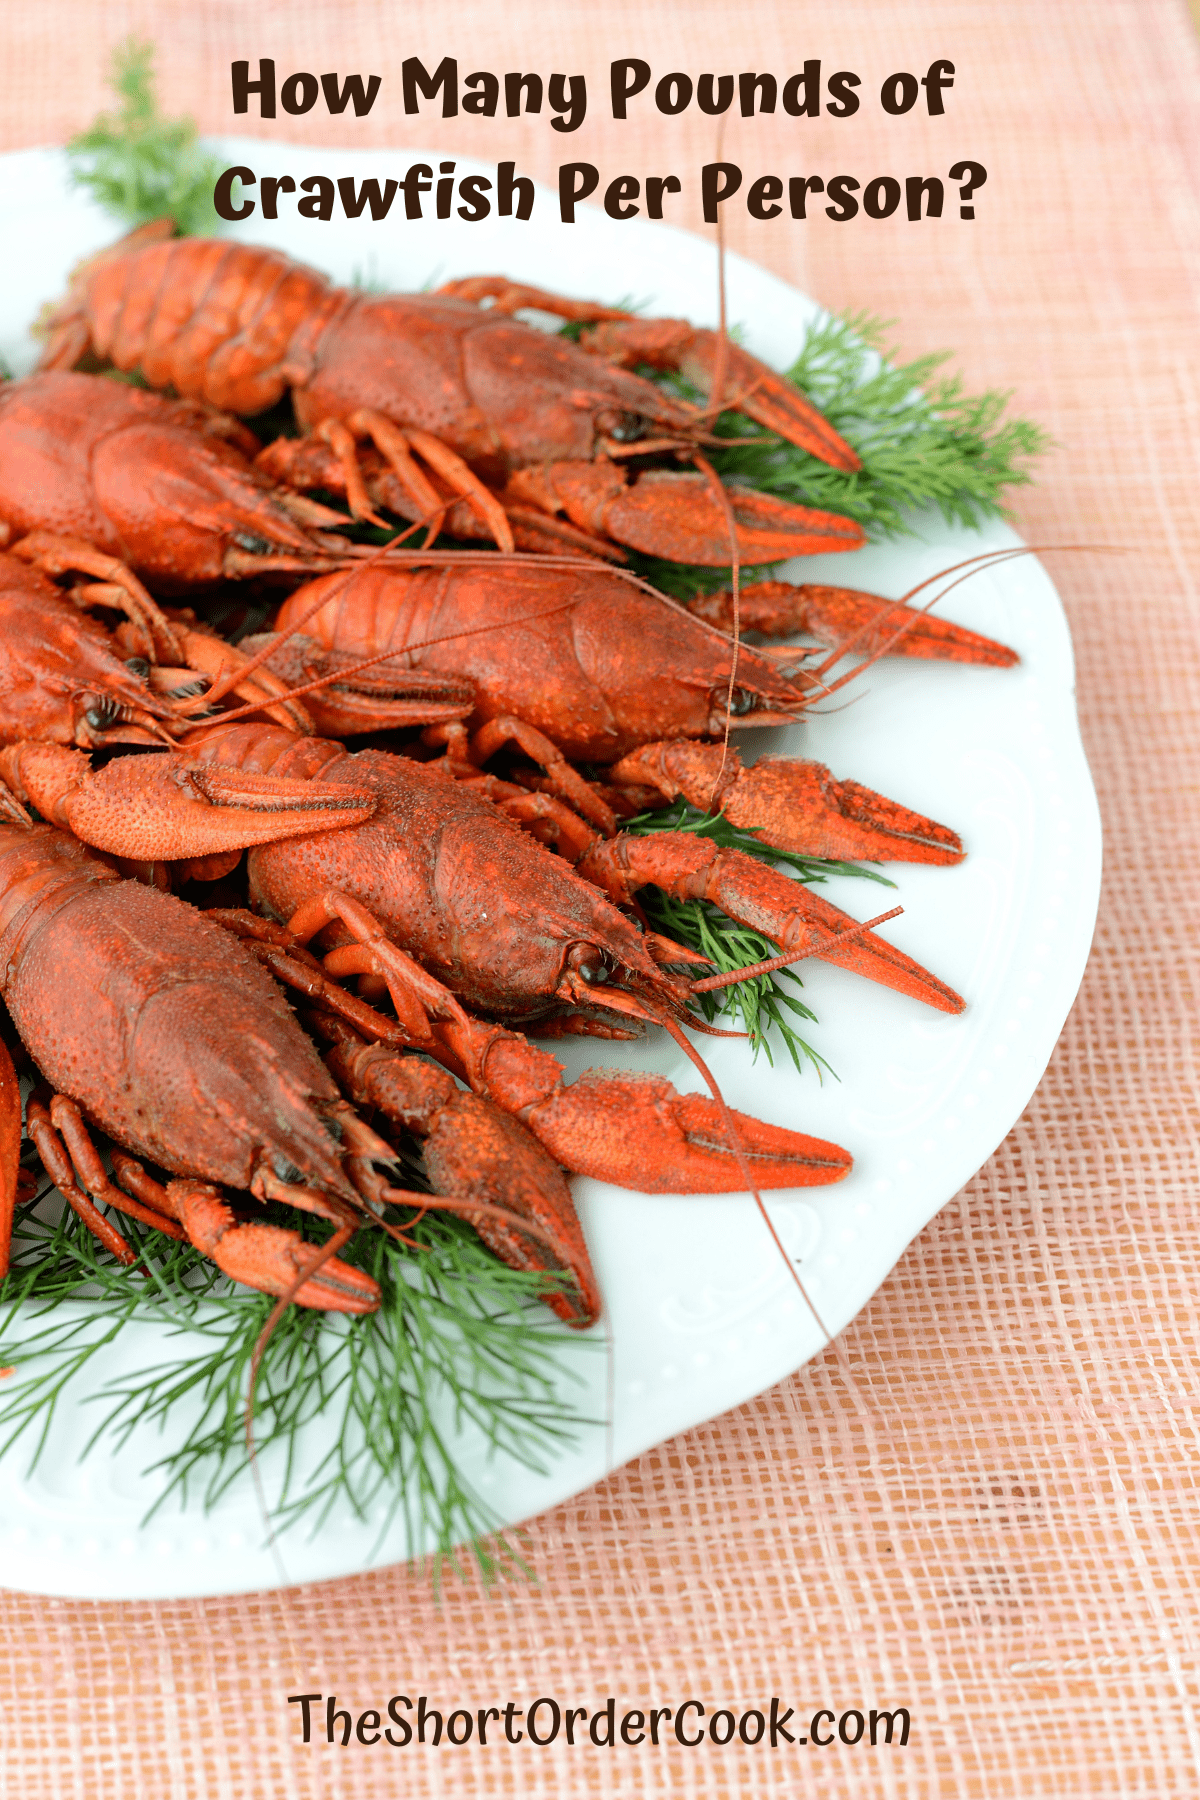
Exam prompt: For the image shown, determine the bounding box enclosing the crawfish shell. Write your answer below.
[0,824,351,1197]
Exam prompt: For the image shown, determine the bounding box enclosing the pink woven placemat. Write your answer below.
[2,3,1198,1794]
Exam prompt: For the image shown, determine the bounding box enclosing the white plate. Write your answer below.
[0,142,1101,1598]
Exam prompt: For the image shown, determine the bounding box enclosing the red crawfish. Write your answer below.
[256,553,1008,864]
[37,224,867,566]
[0,817,600,1325]
[0,725,887,1195]
[0,720,964,1196]
[0,369,352,601]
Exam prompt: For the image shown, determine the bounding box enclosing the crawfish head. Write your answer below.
[0,554,178,747]
[233,739,694,1028]
[0,822,372,1210]
[0,373,340,591]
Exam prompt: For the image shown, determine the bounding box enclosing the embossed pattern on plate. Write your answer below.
[0,143,1101,1598]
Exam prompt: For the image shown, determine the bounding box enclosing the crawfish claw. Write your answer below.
[685,580,1018,666]
[524,1066,851,1191]
[609,742,965,865]
[580,320,862,472]
[173,1183,379,1313]
[0,742,377,862]
[578,833,966,1014]
[504,462,864,567]
[720,759,965,864]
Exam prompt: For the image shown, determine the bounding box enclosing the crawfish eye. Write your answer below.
[596,409,649,444]
[727,686,758,716]
[124,657,151,680]
[272,1153,304,1184]
[82,693,121,730]
[234,531,273,555]
[567,942,612,985]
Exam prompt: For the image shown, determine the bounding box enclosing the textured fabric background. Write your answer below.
[2,3,1198,1794]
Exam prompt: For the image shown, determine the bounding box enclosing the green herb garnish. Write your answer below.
[630,313,1049,605]
[0,1166,590,1573]
[66,38,223,237]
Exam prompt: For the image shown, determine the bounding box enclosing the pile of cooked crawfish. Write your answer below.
[0,222,1019,1332]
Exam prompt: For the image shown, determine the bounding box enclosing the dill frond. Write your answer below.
[66,38,223,237]
[0,1176,590,1572]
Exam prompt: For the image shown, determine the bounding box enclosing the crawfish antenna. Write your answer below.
[177,512,447,714]
[707,129,731,439]
[688,908,905,993]
[657,1012,836,1348]
[702,157,739,807]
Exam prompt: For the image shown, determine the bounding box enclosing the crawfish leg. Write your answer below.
[43,1096,187,1239]
[210,909,417,1052]
[24,1092,139,1265]
[607,741,965,865]
[468,717,617,835]
[9,532,184,664]
[349,412,515,554]
[578,833,966,1014]
[109,1151,378,1312]
[488,790,603,860]
[315,410,515,552]
[428,743,606,859]
[285,890,474,1047]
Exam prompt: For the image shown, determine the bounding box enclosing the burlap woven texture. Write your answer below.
[2,2,1198,1794]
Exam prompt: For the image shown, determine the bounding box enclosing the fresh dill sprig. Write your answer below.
[624,800,894,1078]
[0,1173,589,1572]
[66,38,223,237]
[651,309,1051,545]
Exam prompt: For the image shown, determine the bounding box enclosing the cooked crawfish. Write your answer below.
[38,225,867,566]
[0,725,881,1194]
[257,555,983,864]
[0,370,351,596]
[0,550,185,746]
[0,817,599,1324]
[175,723,965,1023]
